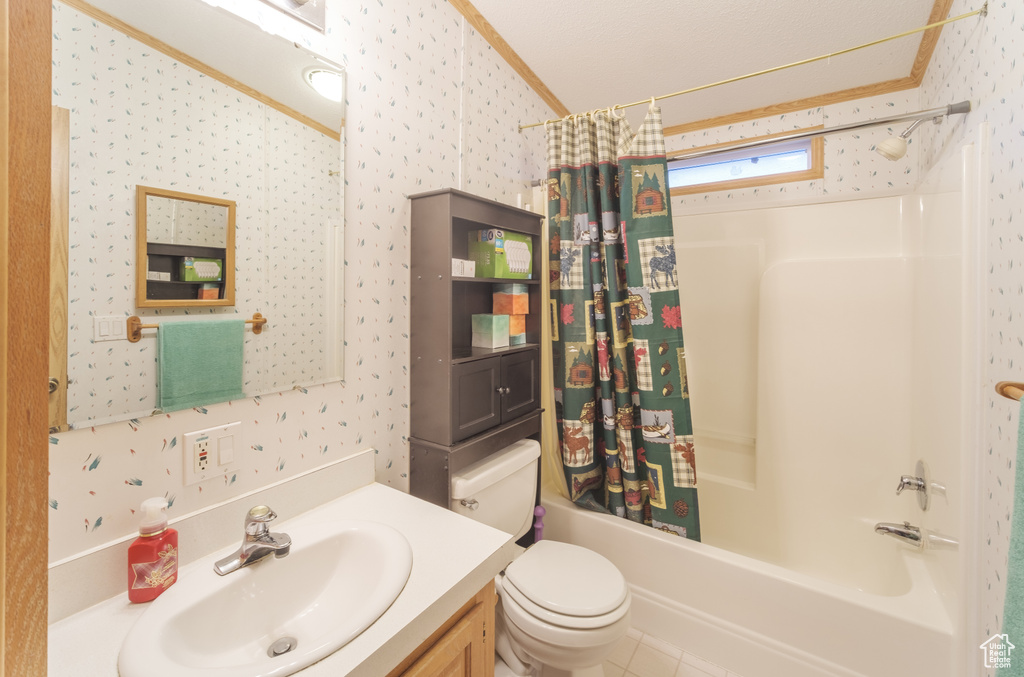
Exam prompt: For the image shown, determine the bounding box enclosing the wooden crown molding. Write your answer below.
[661,0,952,137]
[663,75,920,136]
[447,0,570,118]
[462,0,954,136]
[58,0,342,141]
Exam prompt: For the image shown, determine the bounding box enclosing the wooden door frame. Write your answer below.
[2,0,52,672]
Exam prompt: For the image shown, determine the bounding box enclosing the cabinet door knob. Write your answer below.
[49,377,60,394]
[496,386,510,395]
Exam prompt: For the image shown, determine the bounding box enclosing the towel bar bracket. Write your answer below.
[126,313,268,343]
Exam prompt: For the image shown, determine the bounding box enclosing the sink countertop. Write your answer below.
[48,483,517,677]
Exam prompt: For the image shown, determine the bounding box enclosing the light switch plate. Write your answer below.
[183,421,241,485]
[93,315,127,342]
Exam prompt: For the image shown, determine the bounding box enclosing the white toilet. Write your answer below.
[451,439,631,677]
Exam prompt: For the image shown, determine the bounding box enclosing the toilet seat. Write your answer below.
[500,540,629,630]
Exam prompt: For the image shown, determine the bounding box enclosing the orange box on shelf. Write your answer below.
[493,283,528,315]
[509,314,526,345]
[197,285,220,300]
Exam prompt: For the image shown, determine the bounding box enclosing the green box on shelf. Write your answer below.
[468,229,532,279]
[180,257,223,282]
[471,313,509,348]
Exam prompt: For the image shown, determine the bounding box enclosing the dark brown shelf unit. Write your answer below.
[144,241,226,301]
[452,277,542,285]
[409,189,544,545]
[452,343,541,363]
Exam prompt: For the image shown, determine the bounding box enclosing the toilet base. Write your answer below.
[494,653,606,677]
[495,655,524,677]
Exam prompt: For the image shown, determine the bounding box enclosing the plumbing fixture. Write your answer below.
[213,505,291,575]
[895,459,930,510]
[874,521,923,548]
[896,475,925,494]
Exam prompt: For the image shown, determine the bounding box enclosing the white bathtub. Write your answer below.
[541,490,954,677]
[538,192,970,677]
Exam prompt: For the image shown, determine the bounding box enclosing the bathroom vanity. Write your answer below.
[47,450,516,676]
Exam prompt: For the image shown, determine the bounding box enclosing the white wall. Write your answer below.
[48,0,552,564]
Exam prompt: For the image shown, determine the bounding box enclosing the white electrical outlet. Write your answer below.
[194,436,210,473]
[183,421,241,485]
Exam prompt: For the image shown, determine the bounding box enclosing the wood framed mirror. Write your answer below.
[135,185,236,307]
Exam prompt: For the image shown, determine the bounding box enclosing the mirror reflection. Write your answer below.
[53,0,345,428]
[137,186,236,308]
[146,196,230,248]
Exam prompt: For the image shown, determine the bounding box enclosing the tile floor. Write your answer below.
[602,629,742,677]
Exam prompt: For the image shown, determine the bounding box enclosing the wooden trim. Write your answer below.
[668,130,825,196]
[664,0,952,137]
[910,0,955,84]
[447,0,569,118]
[135,185,236,308]
[58,0,341,142]
[49,106,69,433]
[3,0,52,672]
[664,76,919,136]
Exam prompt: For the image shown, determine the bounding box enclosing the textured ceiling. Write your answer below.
[470,0,940,129]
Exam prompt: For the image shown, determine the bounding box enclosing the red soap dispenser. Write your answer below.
[127,497,178,603]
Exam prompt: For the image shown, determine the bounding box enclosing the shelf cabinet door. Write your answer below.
[500,349,539,423]
[451,357,502,442]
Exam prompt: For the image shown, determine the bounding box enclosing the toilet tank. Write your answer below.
[450,438,540,541]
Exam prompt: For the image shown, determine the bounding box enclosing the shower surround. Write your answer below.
[544,138,978,676]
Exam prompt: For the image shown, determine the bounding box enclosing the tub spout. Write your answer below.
[874,521,923,548]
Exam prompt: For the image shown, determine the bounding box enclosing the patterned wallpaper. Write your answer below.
[49,0,553,563]
[915,0,1024,665]
[53,3,340,426]
[665,90,923,214]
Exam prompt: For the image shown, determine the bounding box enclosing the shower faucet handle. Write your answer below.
[896,475,926,495]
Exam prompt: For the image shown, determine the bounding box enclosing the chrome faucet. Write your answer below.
[896,460,931,510]
[214,505,292,576]
[874,521,923,548]
[896,475,925,495]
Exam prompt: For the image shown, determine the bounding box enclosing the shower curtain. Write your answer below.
[546,105,700,540]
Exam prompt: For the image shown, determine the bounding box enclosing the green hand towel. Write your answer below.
[157,319,245,412]
[999,400,1024,675]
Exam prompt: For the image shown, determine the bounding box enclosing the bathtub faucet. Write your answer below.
[896,475,925,495]
[874,521,923,548]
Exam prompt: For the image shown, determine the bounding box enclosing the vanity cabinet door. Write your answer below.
[401,602,486,676]
[451,357,502,442]
[391,582,495,677]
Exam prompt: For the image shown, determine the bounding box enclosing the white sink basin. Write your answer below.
[118,519,413,677]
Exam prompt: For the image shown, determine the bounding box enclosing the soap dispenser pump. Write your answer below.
[127,497,178,603]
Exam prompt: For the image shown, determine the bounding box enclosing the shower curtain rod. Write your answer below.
[668,101,970,162]
[518,4,987,131]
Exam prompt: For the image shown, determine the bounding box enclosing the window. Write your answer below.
[667,127,824,195]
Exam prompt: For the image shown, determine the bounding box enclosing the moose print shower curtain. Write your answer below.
[546,105,700,540]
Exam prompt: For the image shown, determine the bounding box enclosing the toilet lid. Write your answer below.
[504,540,628,617]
